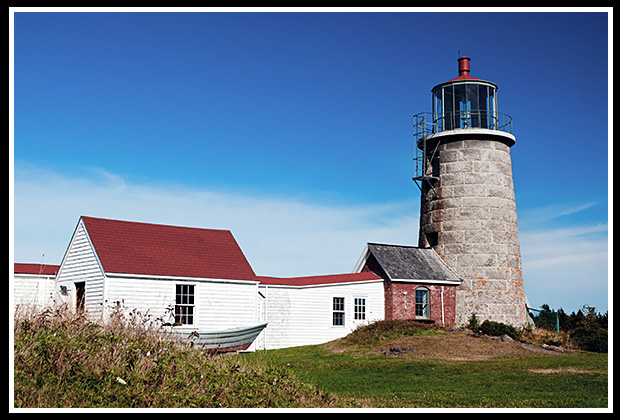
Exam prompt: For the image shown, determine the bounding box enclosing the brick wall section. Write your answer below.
[387,281,457,326]
[362,254,458,326]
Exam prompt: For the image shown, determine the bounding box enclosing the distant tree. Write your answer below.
[531,304,558,331]
[532,304,607,353]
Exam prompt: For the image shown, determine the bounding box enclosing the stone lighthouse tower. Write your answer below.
[413,56,529,327]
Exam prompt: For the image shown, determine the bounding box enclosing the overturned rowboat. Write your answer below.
[174,322,268,353]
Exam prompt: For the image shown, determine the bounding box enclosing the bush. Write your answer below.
[570,326,608,353]
[464,314,521,342]
[479,320,522,341]
[464,313,481,332]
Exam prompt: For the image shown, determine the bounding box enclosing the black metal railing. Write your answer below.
[413,110,513,144]
[413,110,513,183]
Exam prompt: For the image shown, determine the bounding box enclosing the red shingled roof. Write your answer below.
[80,216,256,281]
[14,263,60,276]
[256,272,381,287]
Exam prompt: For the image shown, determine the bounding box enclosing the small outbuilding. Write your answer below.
[354,243,462,326]
[255,272,384,349]
[13,263,59,310]
[54,216,260,335]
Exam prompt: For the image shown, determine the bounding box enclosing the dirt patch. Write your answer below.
[359,330,545,362]
[381,347,417,356]
[327,328,570,363]
[529,367,604,375]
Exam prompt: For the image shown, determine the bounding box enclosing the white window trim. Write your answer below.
[415,287,430,320]
[332,296,345,328]
[353,296,367,323]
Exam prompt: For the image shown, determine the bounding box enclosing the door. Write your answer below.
[75,281,86,312]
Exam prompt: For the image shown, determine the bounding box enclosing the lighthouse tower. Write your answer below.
[413,56,528,327]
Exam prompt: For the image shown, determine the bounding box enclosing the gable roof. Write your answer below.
[256,272,381,287]
[14,263,60,276]
[357,243,462,284]
[80,216,256,281]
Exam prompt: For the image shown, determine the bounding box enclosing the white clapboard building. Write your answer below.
[14,216,461,350]
[53,216,260,340]
[256,272,385,349]
[14,216,387,350]
[13,263,59,310]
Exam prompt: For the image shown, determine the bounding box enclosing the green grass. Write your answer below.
[238,321,608,408]
[14,309,608,409]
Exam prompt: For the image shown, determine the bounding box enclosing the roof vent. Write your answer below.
[457,56,471,77]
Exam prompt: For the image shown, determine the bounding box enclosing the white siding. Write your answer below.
[195,280,257,330]
[102,276,174,324]
[258,281,385,350]
[104,275,258,332]
[13,274,56,310]
[55,220,105,320]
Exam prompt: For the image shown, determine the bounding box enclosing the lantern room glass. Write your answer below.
[432,81,498,133]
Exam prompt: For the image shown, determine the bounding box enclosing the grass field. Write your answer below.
[238,322,609,408]
[14,309,608,409]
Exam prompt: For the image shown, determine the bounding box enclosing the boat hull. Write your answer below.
[174,322,268,353]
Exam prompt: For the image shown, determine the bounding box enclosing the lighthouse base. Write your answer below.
[418,136,530,328]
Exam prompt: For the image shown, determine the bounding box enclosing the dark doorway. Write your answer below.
[75,281,85,312]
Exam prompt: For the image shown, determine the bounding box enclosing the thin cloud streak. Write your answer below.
[13,164,420,277]
[519,224,608,313]
[13,164,608,313]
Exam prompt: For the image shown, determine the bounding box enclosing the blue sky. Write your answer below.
[11,9,610,314]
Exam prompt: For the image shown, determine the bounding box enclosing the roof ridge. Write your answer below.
[257,271,378,279]
[80,215,231,233]
[256,271,381,286]
[367,242,424,249]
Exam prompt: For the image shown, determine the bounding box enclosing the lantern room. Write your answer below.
[431,56,502,133]
[413,56,515,197]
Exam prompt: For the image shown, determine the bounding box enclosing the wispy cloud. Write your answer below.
[13,163,608,313]
[517,201,599,228]
[13,163,420,277]
[519,223,609,313]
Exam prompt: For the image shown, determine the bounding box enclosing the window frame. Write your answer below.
[353,297,367,322]
[332,296,345,327]
[174,283,196,326]
[415,287,430,320]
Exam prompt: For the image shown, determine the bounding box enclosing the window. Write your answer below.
[354,298,366,321]
[175,284,195,325]
[415,287,430,319]
[332,297,345,326]
[425,232,439,248]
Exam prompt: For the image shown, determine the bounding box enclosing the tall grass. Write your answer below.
[13,305,337,408]
[340,319,440,347]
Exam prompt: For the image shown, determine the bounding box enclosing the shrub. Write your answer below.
[570,326,608,353]
[464,313,481,333]
[479,320,522,341]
